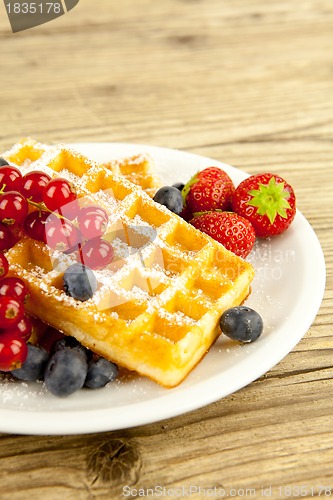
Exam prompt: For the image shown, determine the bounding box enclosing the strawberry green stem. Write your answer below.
[247,177,291,224]
[181,171,199,204]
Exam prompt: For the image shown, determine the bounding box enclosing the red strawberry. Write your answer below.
[190,211,256,258]
[178,204,193,222]
[182,167,235,216]
[232,173,296,238]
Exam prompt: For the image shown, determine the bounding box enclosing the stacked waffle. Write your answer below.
[4,138,161,197]
[2,140,254,387]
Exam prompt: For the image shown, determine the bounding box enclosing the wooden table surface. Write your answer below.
[0,0,332,498]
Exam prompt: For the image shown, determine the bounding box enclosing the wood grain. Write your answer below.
[0,0,332,498]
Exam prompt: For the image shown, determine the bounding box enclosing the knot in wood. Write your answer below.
[87,438,141,488]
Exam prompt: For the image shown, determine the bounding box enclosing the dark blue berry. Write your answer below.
[220,306,263,343]
[85,357,119,389]
[63,263,97,301]
[44,348,88,397]
[51,336,90,361]
[11,344,48,381]
[0,158,9,167]
[172,182,185,192]
[153,186,183,214]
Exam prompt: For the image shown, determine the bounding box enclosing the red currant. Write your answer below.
[22,171,51,202]
[0,296,24,328]
[43,178,79,219]
[0,223,17,251]
[78,238,114,269]
[38,327,65,353]
[77,206,108,239]
[4,315,32,342]
[0,165,23,192]
[45,215,82,252]
[23,210,49,242]
[0,277,28,303]
[0,191,28,227]
[0,253,9,279]
[0,331,28,371]
[56,201,80,221]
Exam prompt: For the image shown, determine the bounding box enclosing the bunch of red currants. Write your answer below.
[0,162,114,269]
[0,160,117,371]
[0,253,30,371]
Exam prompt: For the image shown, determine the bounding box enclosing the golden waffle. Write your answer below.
[3,138,161,197]
[102,156,161,197]
[4,143,255,387]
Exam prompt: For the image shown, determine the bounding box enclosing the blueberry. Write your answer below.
[11,344,48,382]
[0,158,9,167]
[153,186,183,214]
[44,348,88,397]
[172,182,185,192]
[63,263,97,301]
[220,306,263,343]
[51,336,90,361]
[85,357,119,389]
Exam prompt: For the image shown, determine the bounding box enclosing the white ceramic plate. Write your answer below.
[0,143,326,435]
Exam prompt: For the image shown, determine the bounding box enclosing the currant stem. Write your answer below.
[27,199,69,221]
